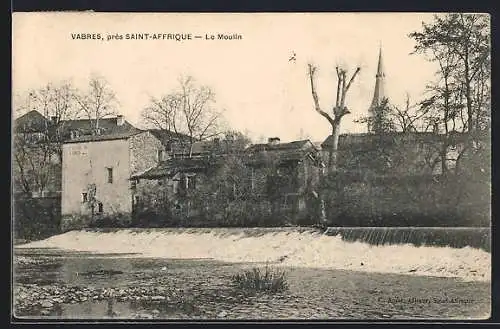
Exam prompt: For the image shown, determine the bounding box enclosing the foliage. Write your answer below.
[409,13,490,134]
[320,170,489,227]
[88,213,132,228]
[13,196,61,241]
[13,134,60,195]
[357,98,396,134]
[232,265,288,294]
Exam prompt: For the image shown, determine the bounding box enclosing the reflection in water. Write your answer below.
[13,248,491,320]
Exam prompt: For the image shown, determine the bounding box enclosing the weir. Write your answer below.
[324,227,491,252]
[16,227,491,282]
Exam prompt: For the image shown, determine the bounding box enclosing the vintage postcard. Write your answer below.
[12,12,491,321]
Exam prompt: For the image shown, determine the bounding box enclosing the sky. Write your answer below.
[12,12,439,143]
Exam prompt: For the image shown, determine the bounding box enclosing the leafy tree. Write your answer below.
[410,13,490,175]
[410,13,490,135]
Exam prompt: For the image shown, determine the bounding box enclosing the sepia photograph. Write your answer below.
[11,12,491,320]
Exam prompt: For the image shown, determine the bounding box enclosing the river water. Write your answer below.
[13,244,491,320]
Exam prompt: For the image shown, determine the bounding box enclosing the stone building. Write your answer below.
[131,137,325,225]
[60,130,166,229]
[13,110,140,197]
[245,138,324,209]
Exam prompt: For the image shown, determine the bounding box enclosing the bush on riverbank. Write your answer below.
[13,195,61,241]
[232,265,288,294]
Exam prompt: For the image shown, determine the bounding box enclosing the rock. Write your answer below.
[136,313,153,319]
[218,311,228,318]
[40,310,51,316]
[151,296,166,301]
[41,301,53,308]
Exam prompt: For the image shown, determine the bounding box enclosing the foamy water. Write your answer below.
[17,229,491,282]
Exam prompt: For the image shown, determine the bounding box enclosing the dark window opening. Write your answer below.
[82,192,88,202]
[107,167,113,184]
[98,202,103,213]
[157,149,164,162]
[187,176,196,190]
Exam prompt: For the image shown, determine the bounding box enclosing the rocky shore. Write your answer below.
[13,247,491,320]
[14,281,297,319]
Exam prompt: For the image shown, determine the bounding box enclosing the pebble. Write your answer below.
[151,296,166,301]
[41,301,53,308]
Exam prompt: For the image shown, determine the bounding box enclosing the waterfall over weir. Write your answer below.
[17,227,491,282]
[324,227,490,252]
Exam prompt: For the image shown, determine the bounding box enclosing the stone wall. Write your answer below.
[129,131,165,176]
[61,139,132,217]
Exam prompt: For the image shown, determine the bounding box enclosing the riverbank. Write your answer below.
[13,249,490,319]
[16,227,491,282]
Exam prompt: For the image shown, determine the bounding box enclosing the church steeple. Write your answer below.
[369,45,386,112]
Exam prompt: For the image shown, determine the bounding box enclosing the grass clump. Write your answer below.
[232,265,288,294]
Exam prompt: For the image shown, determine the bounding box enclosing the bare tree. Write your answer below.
[13,81,79,195]
[15,81,78,161]
[391,93,427,133]
[142,75,224,156]
[13,134,52,195]
[74,75,118,135]
[307,64,361,172]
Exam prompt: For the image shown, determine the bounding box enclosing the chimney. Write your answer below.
[116,115,124,126]
[433,122,440,134]
[268,137,280,146]
[213,138,222,153]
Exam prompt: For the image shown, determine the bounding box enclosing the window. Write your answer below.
[82,192,88,202]
[98,202,103,213]
[186,175,196,190]
[130,180,137,189]
[157,149,164,162]
[107,167,113,183]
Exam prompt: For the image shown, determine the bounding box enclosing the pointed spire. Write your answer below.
[369,45,386,110]
[376,45,384,78]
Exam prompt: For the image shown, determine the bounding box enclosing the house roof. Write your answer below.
[171,139,248,156]
[321,131,481,149]
[64,130,144,143]
[133,139,324,180]
[245,139,316,153]
[245,139,322,167]
[62,117,136,133]
[132,156,219,179]
[14,110,141,139]
[147,129,190,146]
[14,110,50,133]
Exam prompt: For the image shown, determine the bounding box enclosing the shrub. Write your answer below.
[232,265,288,294]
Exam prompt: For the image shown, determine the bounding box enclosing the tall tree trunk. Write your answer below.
[328,122,341,173]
